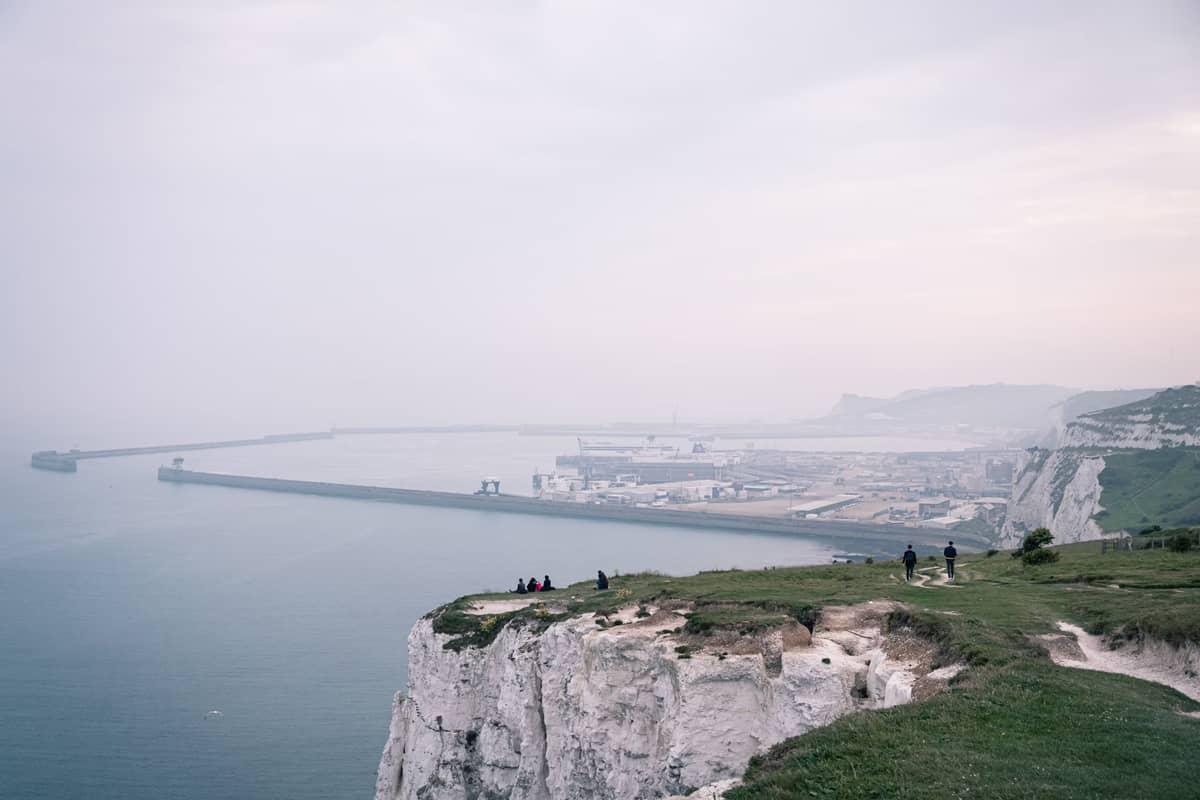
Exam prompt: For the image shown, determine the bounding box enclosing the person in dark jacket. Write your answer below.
[902,545,917,581]
[596,570,609,591]
[514,578,527,594]
[541,575,555,591]
[944,541,958,581]
[529,576,541,592]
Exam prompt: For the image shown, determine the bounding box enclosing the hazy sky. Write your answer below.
[2,1,1198,436]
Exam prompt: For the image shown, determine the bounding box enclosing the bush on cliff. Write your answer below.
[1023,547,1060,565]
[1013,527,1059,565]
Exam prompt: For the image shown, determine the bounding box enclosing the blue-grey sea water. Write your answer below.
[0,430,968,799]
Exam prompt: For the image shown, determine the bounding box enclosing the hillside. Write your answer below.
[724,543,1200,799]
[825,384,1076,432]
[1060,384,1200,449]
[1058,388,1163,425]
[1042,388,1162,447]
[377,543,1200,799]
[1094,448,1200,531]
[1005,386,1200,541]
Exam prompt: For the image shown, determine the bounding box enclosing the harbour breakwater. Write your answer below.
[156,467,985,549]
[31,432,333,473]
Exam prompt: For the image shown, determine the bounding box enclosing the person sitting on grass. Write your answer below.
[514,578,527,594]
[528,576,541,592]
[902,544,917,582]
[944,540,958,581]
[596,570,609,591]
[541,575,555,591]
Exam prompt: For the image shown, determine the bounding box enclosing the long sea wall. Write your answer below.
[157,468,987,548]
[30,432,333,472]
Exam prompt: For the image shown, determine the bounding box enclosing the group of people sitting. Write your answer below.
[512,570,611,593]
[513,575,555,594]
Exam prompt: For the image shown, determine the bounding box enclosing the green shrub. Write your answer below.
[1169,534,1193,553]
[1015,528,1056,562]
[1022,527,1055,553]
[1023,548,1060,565]
[864,557,875,565]
[986,549,999,557]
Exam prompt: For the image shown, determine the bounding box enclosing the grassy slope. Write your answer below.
[1094,447,1200,531]
[436,543,1200,798]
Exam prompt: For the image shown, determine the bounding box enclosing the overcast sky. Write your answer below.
[2,1,1198,436]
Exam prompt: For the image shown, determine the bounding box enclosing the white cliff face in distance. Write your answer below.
[1057,386,1200,449]
[1059,420,1200,449]
[1001,386,1200,544]
[376,600,954,800]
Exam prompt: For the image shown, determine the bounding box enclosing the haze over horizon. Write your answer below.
[3,2,1199,438]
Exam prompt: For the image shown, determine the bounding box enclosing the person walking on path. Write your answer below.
[902,545,917,582]
[943,541,958,581]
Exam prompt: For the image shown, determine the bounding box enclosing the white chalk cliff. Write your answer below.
[1057,385,1200,449]
[1000,386,1200,544]
[375,601,945,800]
[1002,449,1107,546]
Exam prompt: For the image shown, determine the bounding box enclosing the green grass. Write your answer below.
[729,662,1199,800]
[432,545,1200,798]
[434,545,1200,656]
[1094,447,1200,531]
[1080,384,1200,429]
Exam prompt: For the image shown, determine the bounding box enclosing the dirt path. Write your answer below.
[899,566,961,589]
[1047,622,1200,703]
[897,570,931,588]
[926,567,962,588]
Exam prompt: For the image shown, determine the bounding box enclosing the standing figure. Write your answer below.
[596,570,609,591]
[944,541,958,581]
[902,545,917,582]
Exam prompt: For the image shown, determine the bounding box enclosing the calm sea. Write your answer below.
[0,430,968,799]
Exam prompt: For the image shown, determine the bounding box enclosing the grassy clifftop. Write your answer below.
[435,542,1200,798]
[726,544,1200,799]
[1082,384,1200,428]
[1095,447,1200,532]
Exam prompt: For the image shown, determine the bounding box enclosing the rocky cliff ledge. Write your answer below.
[375,599,956,800]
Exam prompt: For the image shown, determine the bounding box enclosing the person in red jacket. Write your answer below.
[528,575,541,592]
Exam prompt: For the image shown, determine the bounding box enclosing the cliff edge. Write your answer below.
[375,598,949,800]
[1002,386,1200,542]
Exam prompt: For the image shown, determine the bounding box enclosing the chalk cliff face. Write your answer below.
[376,602,935,800]
[1059,421,1200,449]
[1002,450,1106,546]
[1041,388,1162,448]
[1057,386,1200,449]
[1001,387,1200,543]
